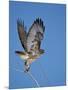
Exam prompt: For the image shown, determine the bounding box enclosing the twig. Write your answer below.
[14,67,24,73]
[37,61,49,83]
[13,67,40,87]
[27,71,40,87]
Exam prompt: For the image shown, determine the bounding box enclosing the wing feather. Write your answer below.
[17,20,27,51]
[27,18,45,53]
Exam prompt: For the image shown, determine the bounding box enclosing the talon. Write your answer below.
[24,61,30,72]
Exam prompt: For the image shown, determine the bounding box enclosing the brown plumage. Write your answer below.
[15,18,45,72]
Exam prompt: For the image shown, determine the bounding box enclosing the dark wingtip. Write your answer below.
[15,51,17,53]
[43,26,45,32]
[17,18,24,27]
[36,18,42,24]
[15,51,22,54]
[17,18,22,25]
[34,18,45,32]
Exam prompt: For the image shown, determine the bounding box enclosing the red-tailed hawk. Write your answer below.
[15,18,45,72]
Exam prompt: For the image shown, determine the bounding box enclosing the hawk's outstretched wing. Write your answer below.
[17,20,27,51]
[27,18,45,53]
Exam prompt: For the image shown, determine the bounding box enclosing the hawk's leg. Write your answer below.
[24,60,30,72]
